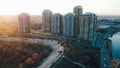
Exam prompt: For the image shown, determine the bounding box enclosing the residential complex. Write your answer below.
[73,6,83,36]
[42,10,52,32]
[41,6,97,41]
[81,12,97,40]
[63,13,74,37]
[18,13,31,33]
[52,13,63,35]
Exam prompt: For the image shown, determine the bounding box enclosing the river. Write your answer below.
[109,32,120,59]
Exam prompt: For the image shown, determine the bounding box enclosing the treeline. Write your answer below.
[0,40,52,68]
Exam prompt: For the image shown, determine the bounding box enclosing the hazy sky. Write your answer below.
[0,0,120,15]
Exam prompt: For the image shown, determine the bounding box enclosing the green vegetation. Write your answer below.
[0,40,52,68]
[51,43,100,68]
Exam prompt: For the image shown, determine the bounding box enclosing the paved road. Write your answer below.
[100,45,110,68]
[95,34,110,68]
[37,42,61,68]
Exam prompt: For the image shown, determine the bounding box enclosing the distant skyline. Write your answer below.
[0,0,120,15]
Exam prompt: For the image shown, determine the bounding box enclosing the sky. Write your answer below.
[0,0,120,15]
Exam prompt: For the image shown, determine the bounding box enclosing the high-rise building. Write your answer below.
[73,6,83,36]
[81,12,97,40]
[18,13,31,33]
[42,10,52,32]
[52,13,63,35]
[63,13,74,37]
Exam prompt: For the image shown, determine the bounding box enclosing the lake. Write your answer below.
[109,32,120,59]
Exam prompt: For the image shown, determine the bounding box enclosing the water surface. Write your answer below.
[109,32,120,59]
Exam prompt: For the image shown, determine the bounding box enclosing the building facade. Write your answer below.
[18,13,31,33]
[81,12,97,40]
[73,6,83,36]
[52,13,63,35]
[42,10,52,32]
[63,13,74,37]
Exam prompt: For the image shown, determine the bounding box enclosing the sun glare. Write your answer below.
[0,15,19,36]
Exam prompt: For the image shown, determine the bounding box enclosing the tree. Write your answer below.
[32,52,39,60]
